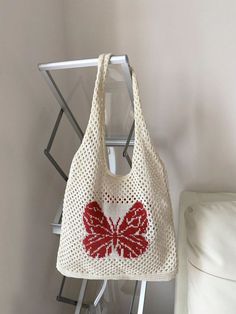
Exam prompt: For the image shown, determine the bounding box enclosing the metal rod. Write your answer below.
[46,109,64,151]
[58,276,66,298]
[106,138,134,147]
[42,70,84,140]
[94,280,108,307]
[56,276,78,306]
[51,203,63,235]
[75,279,88,314]
[57,296,78,306]
[44,150,68,181]
[137,281,147,314]
[123,121,135,158]
[38,55,128,71]
[128,281,139,314]
[125,153,132,168]
[54,202,63,224]
[121,60,134,106]
[51,223,61,235]
[121,58,135,161]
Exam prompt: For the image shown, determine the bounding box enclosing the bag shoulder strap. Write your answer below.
[87,54,153,155]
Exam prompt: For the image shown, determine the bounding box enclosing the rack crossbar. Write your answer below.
[39,55,129,71]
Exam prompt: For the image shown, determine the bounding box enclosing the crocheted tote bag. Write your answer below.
[56,54,177,281]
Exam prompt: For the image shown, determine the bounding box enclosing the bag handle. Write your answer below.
[90,54,151,142]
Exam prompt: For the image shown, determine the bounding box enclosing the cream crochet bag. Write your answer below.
[57,54,177,281]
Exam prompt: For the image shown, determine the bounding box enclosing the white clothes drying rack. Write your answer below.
[38,55,147,314]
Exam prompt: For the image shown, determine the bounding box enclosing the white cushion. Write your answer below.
[187,262,236,314]
[185,201,236,280]
[185,201,236,314]
[174,192,236,314]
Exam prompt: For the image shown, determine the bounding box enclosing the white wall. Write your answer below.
[62,0,236,313]
[0,1,74,314]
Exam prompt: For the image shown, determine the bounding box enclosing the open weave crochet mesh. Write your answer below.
[56,54,177,281]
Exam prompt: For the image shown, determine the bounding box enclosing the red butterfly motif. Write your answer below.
[83,201,148,259]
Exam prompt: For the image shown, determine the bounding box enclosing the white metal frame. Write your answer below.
[39,55,147,314]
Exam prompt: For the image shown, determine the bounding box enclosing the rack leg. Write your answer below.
[137,281,147,314]
[75,279,88,314]
[89,303,102,314]
[94,280,107,307]
[128,280,139,314]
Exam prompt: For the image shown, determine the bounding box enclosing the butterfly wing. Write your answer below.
[83,201,113,258]
[116,201,148,258]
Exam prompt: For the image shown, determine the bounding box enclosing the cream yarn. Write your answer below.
[56,54,177,281]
